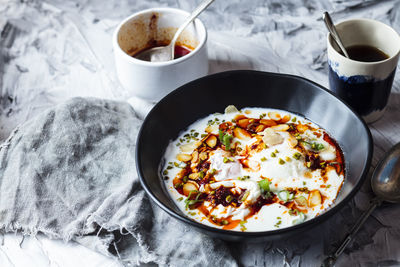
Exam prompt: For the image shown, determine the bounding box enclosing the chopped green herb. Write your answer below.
[209,168,217,175]
[326,184,331,188]
[184,190,203,208]
[177,197,183,201]
[221,220,229,225]
[226,195,233,203]
[292,117,297,122]
[219,130,233,150]
[223,157,229,163]
[261,157,267,162]
[303,181,306,186]
[277,217,281,220]
[240,191,250,201]
[271,152,276,157]
[163,170,168,175]
[285,156,291,162]
[182,176,188,183]
[189,212,196,216]
[274,149,279,153]
[278,190,293,202]
[258,179,270,193]
[174,162,180,167]
[279,158,285,165]
[306,162,312,168]
[167,166,173,170]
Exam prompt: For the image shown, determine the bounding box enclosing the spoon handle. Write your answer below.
[170,0,215,46]
[322,198,382,266]
[323,12,350,58]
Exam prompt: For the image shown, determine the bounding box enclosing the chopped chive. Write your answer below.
[258,179,270,193]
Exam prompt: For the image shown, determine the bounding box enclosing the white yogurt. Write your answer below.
[162,107,345,232]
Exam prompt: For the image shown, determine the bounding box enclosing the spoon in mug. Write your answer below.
[322,142,400,266]
[135,0,215,62]
[323,12,350,58]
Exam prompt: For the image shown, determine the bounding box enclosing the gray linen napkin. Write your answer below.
[0,97,236,266]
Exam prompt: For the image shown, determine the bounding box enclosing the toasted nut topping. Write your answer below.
[237,119,250,128]
[262,128,284,146]
[270,124,290,131]
[268,111,281,121]
[183,181,199,196]
[191,151,199,163]
[199,152,208,161]
[255,124,266,132]
[308,190,322,207]
[287,135,298,148]
[296,124,309,133]
[260,119,277,127]
[280,114,291,123]
[189,173,200,180]
[294,196,308,207]
[233,127,252,140]
[225,105,239,114]
[180,142,199,153]
[205,125,218,133]
[205,135,217,148]
[177,153,192,162]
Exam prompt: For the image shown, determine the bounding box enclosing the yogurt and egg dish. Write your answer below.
[162,106,345,232]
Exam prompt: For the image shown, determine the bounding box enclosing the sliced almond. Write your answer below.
[205,135,217,148]
[247,160,261,172]
[237,119,250,128]
[233,127,252,140]
[180,141,200,153]
[270,124,290,131]
[296,124,309,133]
[287,135,298,148]
[260,119,277,127]
[268,111,281,121]
[183,181,199,196]
[308,190,322,207]
[225,105,239,114]
[189,172,200,180]
[177,153,192,162]
[280,114,291,123]
[294,196,308,207]
[199,151,208,161]
[255,124,266,132]
[191,151,199,164]
[262,128,284,146]
[205,125,218,133]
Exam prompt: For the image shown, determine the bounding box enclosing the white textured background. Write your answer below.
[1,0,400,266]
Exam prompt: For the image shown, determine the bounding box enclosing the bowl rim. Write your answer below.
[136,70,373,237]
[112,7,208,67]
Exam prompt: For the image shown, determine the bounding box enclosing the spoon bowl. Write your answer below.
[372,142,400,203]
[323,142,400,266]
[135,0,214,62]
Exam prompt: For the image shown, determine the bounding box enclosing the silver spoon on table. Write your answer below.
[323,11,350,58]
[135,0,215,62]
[322,142,400,266]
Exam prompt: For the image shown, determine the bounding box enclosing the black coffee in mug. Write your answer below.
[327,19,400,123]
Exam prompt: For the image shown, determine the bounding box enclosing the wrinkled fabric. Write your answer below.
[0,97,236,266]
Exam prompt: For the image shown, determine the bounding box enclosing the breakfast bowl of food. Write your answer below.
[136,70,372,241]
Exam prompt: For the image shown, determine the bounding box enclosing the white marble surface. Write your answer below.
[1,0,400,266]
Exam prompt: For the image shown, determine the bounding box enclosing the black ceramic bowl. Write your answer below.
[136,70,372,241]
